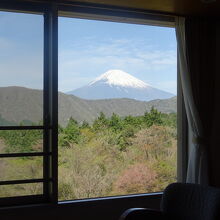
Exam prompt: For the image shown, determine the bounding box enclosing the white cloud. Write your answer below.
[58,36,177,92]
[59,41,177,89]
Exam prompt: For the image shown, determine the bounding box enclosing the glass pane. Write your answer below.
[0,11,43,126]
[0,130,43,154]
[0,156,43,181]
[0,183,43,197]
[58,18,177,201]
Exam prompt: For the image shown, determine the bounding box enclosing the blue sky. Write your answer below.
[0,11,177,94]
[0,12,44,89]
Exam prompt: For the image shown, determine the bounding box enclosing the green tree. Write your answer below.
[93,112,109,131]
[109,113,123,132]
[161,113,177,128]
[59,117,80,147]
[144,107,163,127]
[123,115,141,127]
[0,129,42,153]
[80,120,90,129]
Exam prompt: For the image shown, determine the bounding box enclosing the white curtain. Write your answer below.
[175,17,209,184]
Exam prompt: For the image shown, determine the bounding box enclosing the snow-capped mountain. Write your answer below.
[68,69,174,101]
[89,69,150,89]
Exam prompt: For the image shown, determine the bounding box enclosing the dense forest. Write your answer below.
[0,108,177,200]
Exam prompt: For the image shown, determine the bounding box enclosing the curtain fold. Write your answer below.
[175,17,215,184]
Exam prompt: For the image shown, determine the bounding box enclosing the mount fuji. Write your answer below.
[68,70,174,101]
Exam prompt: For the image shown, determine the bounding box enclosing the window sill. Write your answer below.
[59,192,163,205]
[0,192,163,212]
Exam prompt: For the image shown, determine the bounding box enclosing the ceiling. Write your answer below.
[29,0,220,17]
[3,0,220,17]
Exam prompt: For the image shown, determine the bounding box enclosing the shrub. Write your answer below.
[144,107,163,127]
[93,112,109,131]
[62,117,81,145]
[114,163,157,194]
[109,113,123,132]
[0,130,42,153]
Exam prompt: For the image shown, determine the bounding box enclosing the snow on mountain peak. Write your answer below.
[89,69,150,89]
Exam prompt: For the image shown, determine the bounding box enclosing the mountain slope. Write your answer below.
[0,86,176,126]
[69,70,174,101]
[0,86,43,125]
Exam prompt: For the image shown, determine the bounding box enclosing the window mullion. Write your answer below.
[43,4,58,204]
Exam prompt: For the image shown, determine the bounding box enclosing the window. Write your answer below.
[0,6,58,206]
[0,2,180,207]
[58,17,177,201]
[0,10,45,201]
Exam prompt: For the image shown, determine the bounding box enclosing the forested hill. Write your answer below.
[0,86,176,126]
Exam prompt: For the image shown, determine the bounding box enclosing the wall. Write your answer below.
[0,193,162,220]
